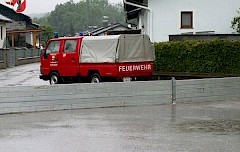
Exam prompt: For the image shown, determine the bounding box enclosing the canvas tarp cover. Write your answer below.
[80,35,120,63]
[116,34,155,62]
[80,34,155,63]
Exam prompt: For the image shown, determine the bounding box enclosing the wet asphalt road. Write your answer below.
[0,64,240,151]
[0,101,239,152]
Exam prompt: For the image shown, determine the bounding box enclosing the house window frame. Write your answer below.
[181,11,193,29]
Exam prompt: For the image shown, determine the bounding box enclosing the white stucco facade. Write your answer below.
[0,22,7,48]
[134,0,239,42]
[0,14,11,48]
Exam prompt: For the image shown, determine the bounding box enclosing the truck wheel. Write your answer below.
[90,73,101,83]
[50,72,60,85]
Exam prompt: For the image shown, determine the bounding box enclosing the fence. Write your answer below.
[0,77,239,114]
[0,48,40,69]
[0,49,7,69]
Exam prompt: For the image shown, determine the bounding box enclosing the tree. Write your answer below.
[32,13,50,25]
[40,24,54,46]
[231,9,240,33]
[69,22,75,36]
[34,0,125,36]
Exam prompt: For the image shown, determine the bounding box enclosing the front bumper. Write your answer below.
[39,75,49,81]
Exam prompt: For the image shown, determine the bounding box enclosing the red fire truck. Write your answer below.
[40,34,155,84]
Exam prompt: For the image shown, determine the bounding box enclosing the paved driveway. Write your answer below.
[0,63,48,87]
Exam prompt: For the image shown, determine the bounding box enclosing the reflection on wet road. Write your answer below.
[0,101,239,152]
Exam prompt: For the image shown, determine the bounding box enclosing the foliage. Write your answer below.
[40,24,54,46]
[34,0,125,37]
[154,40,240,74]
[32,13,50,25]
[231,9,240,33]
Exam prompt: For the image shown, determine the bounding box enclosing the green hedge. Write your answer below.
[154,40,240,74]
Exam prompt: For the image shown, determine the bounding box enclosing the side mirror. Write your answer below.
[40,49,48,59]
[44,52,48,59]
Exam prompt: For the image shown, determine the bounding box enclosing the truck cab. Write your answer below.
[40,37,81,84]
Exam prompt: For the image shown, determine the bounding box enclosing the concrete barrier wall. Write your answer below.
[0,81,172,114]
[177,77,240,103]
[0,77,239,114]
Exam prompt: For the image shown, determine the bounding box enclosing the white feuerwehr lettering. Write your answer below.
[119,64,151,72]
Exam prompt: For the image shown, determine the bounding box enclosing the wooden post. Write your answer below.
[11,32,14,48]
[18,33,20,47]
[33,32,36,49]
[4,49,7,68]
[38,32,41,48]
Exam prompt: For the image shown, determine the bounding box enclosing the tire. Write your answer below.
[50,72,60,85]
[90,73,101,83]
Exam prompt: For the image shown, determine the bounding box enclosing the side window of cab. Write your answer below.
[64,40,77,53]
[46,41,60,54]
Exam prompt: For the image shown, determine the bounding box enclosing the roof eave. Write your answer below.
[0,19,12,23]
[124,0,146,20]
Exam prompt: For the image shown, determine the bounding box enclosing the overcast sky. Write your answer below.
[1,0,122,14]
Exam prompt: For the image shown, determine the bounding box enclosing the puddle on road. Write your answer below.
[176,119,240,135]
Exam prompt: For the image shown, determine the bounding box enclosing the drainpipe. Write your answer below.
[123,0,153,41]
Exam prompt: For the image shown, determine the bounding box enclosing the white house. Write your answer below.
[124,0,240,42]
[0,14,11,48]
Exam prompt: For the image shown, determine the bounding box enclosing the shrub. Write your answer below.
[154,40,240,74]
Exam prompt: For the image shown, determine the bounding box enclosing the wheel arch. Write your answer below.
[87,70,100,77]
[49,70,60,76]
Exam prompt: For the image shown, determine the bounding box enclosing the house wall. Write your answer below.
[0,22,7,48]
[139,9,149,36]
[139,0,239,42]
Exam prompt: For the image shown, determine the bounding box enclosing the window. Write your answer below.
[46,41,60,53]
[181,11,193,29]
[64,40,77,53]
[1,26,2,40]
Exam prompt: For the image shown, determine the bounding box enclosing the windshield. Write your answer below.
[46,41,60,54]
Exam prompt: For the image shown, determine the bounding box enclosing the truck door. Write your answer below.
[41,40,61,75]
[58,39,79,76]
